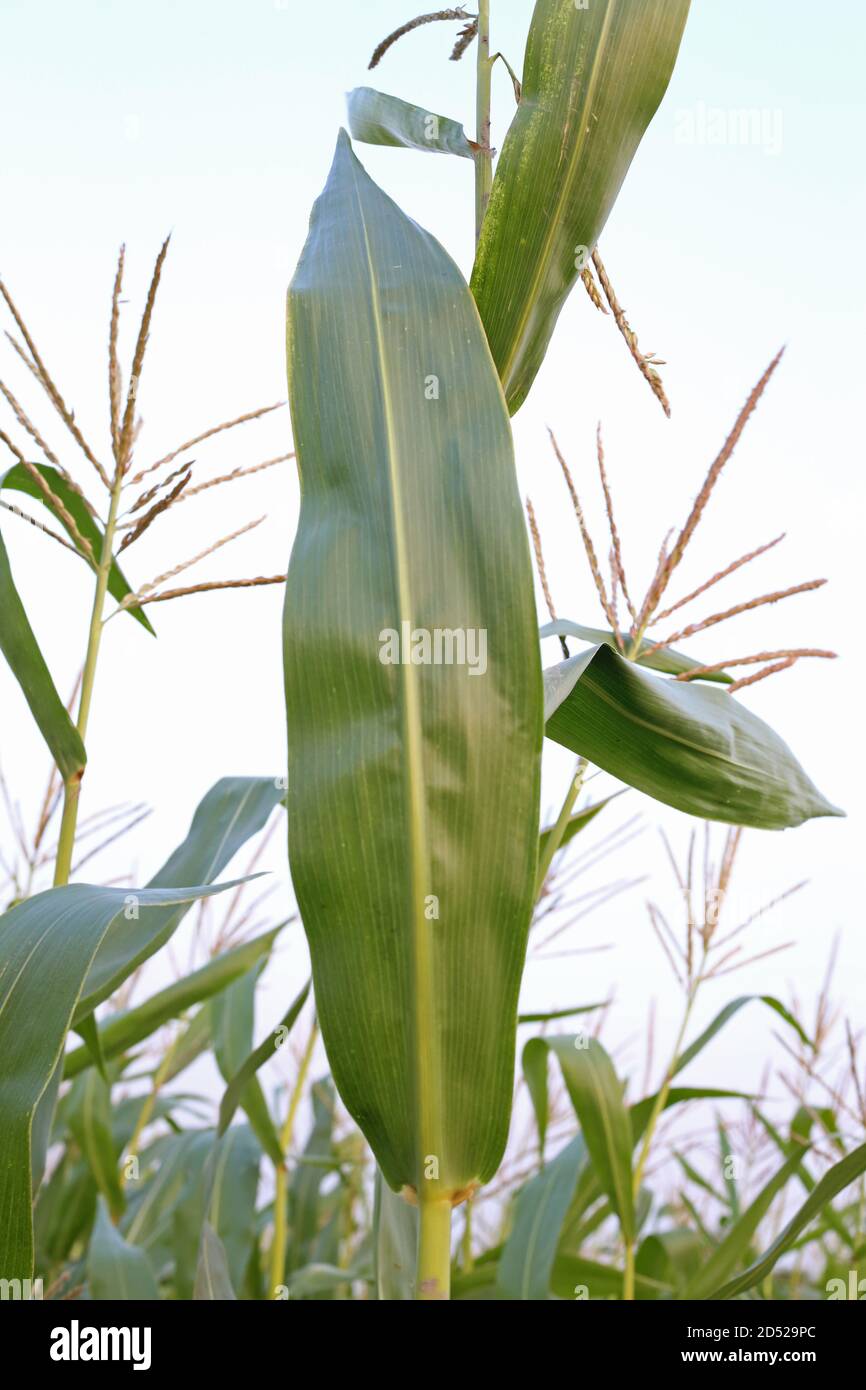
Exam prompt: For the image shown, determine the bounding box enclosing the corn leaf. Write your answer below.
[0,878,240,1281]
[66,1070,124,1220]
[537,791,621,863]
[471,0,691,414]
[544,645,842,829]
[674,995,812,1077]
[88,1196,160,1300]
[497,1134,587,1300]
[73,775,282,1023]
[217,979,310,1137]
[284,132,543,1196]
[194,1221,237,1300]
[2,461,154,634]
[374,1168,418,1301]
[211,962,282,1167]
[0,516,86,782]
[63,925,283,1079]
[347,86,475,159]
[712,1141,866,1300]
[540,618,732,683]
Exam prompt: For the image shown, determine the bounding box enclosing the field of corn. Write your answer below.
[1,0,863,1315]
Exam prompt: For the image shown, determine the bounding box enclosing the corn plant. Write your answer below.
[0,0,860,1305]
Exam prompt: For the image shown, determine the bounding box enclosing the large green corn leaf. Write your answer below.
[471,0,691,414]
[0,515,86,781]
[63,925,284,1078]
[2,461,154,634]
[347,87,475,159]
[284,132,543,1198]
[544,645,842,829]
[0,879,238,1281]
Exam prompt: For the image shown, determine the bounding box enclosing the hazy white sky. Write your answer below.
[1,1,864,1114]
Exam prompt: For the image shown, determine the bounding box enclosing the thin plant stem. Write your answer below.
[53,466,125,886]
[474,0,493,243]
[623,1238,636,1302]
[122,1029,183,1190]
[535,758,589,899]
[417,1195,452,1300]
[269,1017,319,1297]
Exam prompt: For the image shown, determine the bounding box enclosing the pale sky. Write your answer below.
[1,1,864,1123]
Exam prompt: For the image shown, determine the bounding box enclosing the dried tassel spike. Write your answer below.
[451,18,479,62]
[645,579,827,655]
[0,280,110,489]
[651,534,786,626]
[596,424,636,624]
[108,245,125,462]
[368,8,472,69]
[0,498,82,556]
[122,573,286,609]
[661,349,785,590]
[581,266,608,314]
[526,495,568,658]
[675,648,836,682]
[548,428,620,642]
[0,427,95,562]
[591,249,671,417]
[129,515,265,601]
[727,657,797,694]
[117,466,191,552]
[124,458,196,517]
[0,378,98,521]
[174,452,292,503]
[131,402,285,484]
[117,235,171,472]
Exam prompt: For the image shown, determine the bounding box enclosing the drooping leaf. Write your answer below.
[217,979,310,1136]
[64,925,284,1079]
[0,878,240,1281]
[470,0,691,414]
[347,86,475,159]
[88,1196,160,1300]
[2,461,154,633]
[194,1221,237,1300]
[544,644,842,829]
[712,1142,866,1300]
[0,513,86,781]
[73,774,283,1022]
[540,618,731,683]
[283,132,543,1196]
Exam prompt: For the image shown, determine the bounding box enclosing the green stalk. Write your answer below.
[535,757,589,899]
[623,1238,636,1302]
[53,470,125,886]
[269,1017,318,1297]
[417,1195,452,1300]
[474,0,493,243]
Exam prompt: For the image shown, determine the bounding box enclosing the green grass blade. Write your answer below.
[374,1168,419,1301]
[217,980,310,1138]
[284,132,543,1197]
[497,1134,587,1300]
[471,0,691,414]
[88,1196,160,1300]
[544,645,842,829]
[194,1221,237,1300]
[211,963,282,1167]
[674,995,813,1076]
